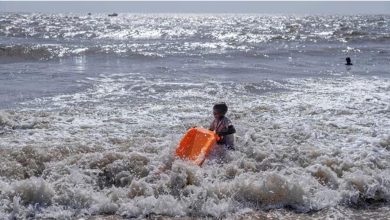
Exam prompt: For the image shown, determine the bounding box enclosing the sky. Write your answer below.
[0,1,389,14]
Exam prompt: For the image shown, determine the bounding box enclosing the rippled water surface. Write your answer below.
[0,13,390,219]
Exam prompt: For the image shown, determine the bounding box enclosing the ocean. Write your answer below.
[0,13,390,219]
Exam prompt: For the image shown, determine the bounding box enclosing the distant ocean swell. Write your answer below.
[1,13,389,60]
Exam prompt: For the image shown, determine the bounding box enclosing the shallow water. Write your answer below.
[0,13,390,219]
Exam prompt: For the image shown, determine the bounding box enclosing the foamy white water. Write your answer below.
[1,72,389,218]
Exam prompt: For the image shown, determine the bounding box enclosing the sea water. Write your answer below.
[0,13,390,219]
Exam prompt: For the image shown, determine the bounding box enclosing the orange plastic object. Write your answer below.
[175,127,220,166]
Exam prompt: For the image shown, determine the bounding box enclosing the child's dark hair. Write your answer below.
[213,102,228,115]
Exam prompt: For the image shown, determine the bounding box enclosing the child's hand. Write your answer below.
[216,135,224,144]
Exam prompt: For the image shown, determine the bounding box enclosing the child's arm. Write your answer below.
[216,125,236,136]
[209,120,215,131]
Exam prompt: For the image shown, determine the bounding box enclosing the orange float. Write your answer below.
[175,127,220,166]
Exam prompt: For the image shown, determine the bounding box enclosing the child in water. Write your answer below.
[209,102,236,151]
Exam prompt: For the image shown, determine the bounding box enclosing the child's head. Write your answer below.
[213,102,228,119]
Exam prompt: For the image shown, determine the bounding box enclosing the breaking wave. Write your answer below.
[0,44,167,61]
[1,74,390,218]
